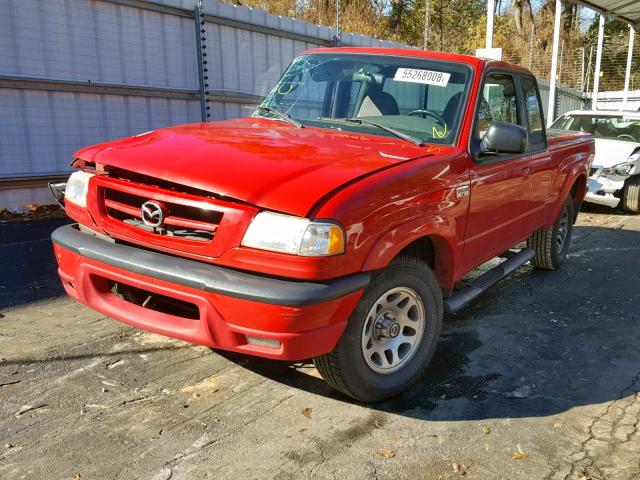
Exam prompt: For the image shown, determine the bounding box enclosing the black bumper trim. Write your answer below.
[52,224,370,307]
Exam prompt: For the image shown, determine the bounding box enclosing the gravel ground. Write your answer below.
[0,206,639,480]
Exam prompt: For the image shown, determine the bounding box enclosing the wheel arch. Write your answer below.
[569,173,587,222]
[362,230,457,290]
[549,170,587,226]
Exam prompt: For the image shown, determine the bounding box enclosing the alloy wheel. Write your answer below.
[361,287,426,374]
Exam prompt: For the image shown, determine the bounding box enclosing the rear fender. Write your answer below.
[551,168,588,225]
[554,138,594,221]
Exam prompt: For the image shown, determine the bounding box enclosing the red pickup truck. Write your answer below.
[51,48,593,402]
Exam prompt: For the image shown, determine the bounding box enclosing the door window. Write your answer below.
[475,74,519,139]
[521,77,546,150]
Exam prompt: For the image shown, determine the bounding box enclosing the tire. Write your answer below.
[314,255,443,402]
[622,175,640,214]
[527,196,574,270]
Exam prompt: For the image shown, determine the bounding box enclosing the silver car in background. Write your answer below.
[551,110,640,214]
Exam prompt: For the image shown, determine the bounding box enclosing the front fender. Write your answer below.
[361,216,459,289]
[312,149,471,286]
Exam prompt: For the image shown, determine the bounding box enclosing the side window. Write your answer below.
[476,74,519,139]
[522,77,546,150]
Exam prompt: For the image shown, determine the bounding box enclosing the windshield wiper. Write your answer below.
[257,106,303,128]
[344,118,423,146]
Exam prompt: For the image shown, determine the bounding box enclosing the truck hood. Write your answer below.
[75,118,443,217]
[593,138,640,168]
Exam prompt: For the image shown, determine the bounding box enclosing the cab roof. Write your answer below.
[302,47,534,76]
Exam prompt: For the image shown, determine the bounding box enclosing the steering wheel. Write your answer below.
[407,109,446,125]
[617,134,637,142]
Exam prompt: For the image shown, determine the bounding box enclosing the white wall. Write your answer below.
[591,90,640,111]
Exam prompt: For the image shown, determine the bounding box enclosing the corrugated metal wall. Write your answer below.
[0,0,407,205]
[0,0,203,183]
[1,1,199,88]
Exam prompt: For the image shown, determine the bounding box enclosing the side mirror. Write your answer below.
[481,122,528,155]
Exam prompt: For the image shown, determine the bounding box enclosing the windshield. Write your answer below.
[255,53,472,145]
[551,114,640,143]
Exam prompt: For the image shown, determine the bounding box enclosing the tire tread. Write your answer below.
[313,350,354,398]
[527,196,573,271]
[527,227,554,270]
[622,176,640,214]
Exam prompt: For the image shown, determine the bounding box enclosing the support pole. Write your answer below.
[592,14,605,110]
[194,1,208,122]
[486,0,495,49]
[334,0,341,46]
[547,0,562,127]
[586,46,593,93]
[528,27,534,70]
[623,25,635,110]
[580,47,585,92]
[423,0,430,50]
[559,39,564,84]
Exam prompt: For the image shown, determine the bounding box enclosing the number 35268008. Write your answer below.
[394,68,451,87]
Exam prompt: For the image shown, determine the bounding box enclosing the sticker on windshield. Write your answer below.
[394,68,450,86]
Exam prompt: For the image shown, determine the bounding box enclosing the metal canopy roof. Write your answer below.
[572,0,640,27]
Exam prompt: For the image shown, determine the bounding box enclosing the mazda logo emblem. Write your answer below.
[140,201,164,227]
[389,323,400,338]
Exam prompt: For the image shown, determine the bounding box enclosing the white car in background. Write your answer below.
[551,110,640,214]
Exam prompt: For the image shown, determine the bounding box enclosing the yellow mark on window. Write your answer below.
[433,123,448,139]
[277,83,294,95]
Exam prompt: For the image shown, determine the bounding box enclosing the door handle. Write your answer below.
[522,167,530,179]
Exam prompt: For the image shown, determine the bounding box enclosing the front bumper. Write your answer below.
[585,176,624,208]
[52,225,368,360]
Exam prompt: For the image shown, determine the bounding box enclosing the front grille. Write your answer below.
[103,187,222,242]
[89,175,257,260]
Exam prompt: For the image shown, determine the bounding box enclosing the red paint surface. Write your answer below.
[76,118,430,218]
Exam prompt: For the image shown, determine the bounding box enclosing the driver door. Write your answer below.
[460,72,535,273]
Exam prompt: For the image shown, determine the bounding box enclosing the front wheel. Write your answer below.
[527,196,574,270]
[314,255,443,402]
[622,175,640,214]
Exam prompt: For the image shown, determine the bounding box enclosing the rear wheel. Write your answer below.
[314,255,442,402]
[527,196,574,270]
[622,175,640,214]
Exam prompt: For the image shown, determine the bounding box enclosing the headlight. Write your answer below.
[64,171,94,207]
[241,211,345,256]
[610,152,639,176]
[613,162,633,176]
